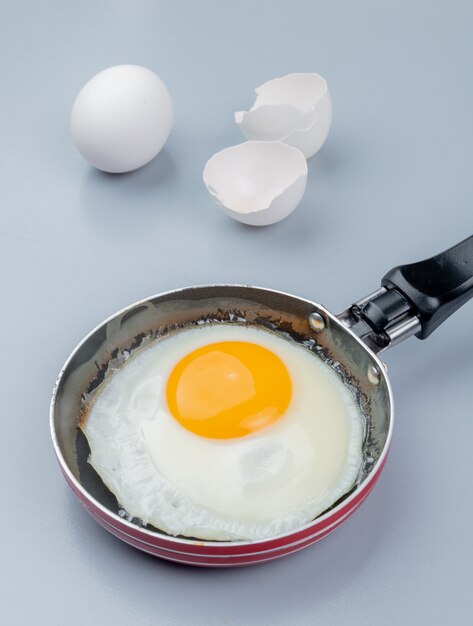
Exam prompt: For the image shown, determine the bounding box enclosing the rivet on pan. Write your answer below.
[309,312,326,331]
[367,365,381,386]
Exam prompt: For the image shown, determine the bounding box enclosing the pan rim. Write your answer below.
[50,283,394,549]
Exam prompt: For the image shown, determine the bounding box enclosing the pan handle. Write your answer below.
[338,235,473,352]
[382,235,473,339]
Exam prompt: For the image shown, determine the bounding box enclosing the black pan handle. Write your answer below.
[382,235,473,339]
[341,235,473,352]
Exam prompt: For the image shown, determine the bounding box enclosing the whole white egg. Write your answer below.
[71,65,173,173]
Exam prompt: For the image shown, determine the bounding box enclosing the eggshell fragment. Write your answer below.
[71,65,173,173]
[203,141,308,226]
[235,73,331,159]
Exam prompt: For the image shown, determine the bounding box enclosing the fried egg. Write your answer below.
[82,324,363,541]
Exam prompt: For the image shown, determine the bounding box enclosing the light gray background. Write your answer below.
[1,1,472,624]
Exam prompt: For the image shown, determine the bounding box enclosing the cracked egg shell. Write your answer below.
[235,73,331,159]
[203,140,308,226]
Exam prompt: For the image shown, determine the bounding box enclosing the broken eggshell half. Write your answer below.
[203,140,308,226]
[235,73,331,159]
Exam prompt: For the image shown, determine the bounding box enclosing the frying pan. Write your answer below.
[50,235,473,567]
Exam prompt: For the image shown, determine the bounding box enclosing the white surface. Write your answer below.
[1,1,472,625]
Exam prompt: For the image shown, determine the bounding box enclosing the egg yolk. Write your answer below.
[166,341,292,439]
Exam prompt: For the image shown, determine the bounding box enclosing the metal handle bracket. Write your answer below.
[338,288,421,354]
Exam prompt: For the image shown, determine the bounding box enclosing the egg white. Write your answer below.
[82,324,363,541]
